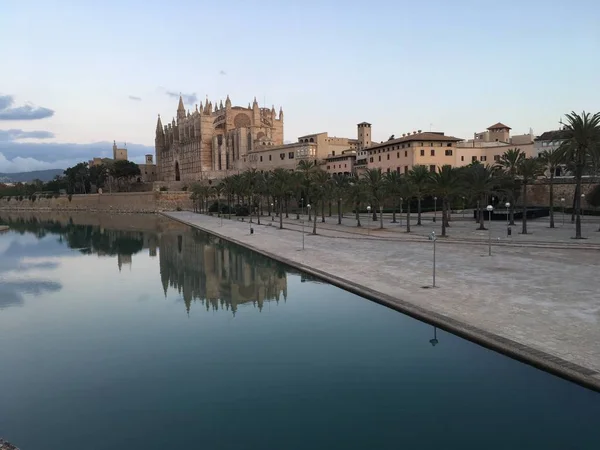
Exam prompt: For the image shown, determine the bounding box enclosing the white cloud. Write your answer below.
[0,152,75,173]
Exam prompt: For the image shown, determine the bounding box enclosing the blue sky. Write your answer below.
[0,0,599,172]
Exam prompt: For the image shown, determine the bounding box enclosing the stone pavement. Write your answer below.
[165,211,600,390]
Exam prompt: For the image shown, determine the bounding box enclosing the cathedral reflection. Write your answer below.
[159,229,288,315]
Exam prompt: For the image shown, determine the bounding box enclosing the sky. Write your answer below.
[0,0,599,173]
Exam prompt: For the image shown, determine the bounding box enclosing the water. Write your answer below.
[0,213,599,450]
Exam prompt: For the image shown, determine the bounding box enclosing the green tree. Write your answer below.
[556,111,600,239]
[345,180,369,227]
[518,157,544,234]
[384,171,403,223]
[538,148,563,228]
[110,160,141,191]
[429,165,463,237]
[308,169,330,234]
[463,163,500,230]
[361,168,386,228]
[496,148,525,225]
[271,168,290,229]
[406,165,431,226]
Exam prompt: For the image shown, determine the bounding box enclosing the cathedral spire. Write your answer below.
[219,99,224,110]
[279,106,284,120]
[156,114,163,134]
[177,95,185,120]
[225,95,231,108]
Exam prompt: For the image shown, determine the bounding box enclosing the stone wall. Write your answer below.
[0,191,193,213]
[526,178,599,208]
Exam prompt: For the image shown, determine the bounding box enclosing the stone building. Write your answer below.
[155,95,284,182]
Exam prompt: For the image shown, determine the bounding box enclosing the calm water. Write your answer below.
[0,213,599,450]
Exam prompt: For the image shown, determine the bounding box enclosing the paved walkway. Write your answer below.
[165,211,600,391]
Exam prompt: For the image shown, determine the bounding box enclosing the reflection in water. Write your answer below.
[0,214,288,315]
[0,280,62,309]
[159,229,288,314]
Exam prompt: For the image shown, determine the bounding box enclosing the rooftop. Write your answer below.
[535,129,569,142]
[487,122,511,130]
[365,132,462,152]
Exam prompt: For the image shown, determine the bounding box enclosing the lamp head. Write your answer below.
[486,205,494,212]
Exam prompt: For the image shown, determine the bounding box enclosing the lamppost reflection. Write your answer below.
[430,327,439,346]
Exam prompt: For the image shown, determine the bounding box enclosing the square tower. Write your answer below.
[357,122,372,150]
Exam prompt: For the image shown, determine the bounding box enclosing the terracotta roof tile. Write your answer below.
[487,122,511,130]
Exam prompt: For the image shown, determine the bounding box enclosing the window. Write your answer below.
[344,164,347,168]
[269,155,272,161]
[429,165,436,173]
[430,149,435,156]
[404,165,409,174]
[370,157,373,163]
[420,149,425,156]
[332,151,336,156]
[387,168,391,173]
[494,155,500,161]
[461,155,464,161]
[397,152,400,158]
[387,154,390,160]
[378,156,381,161]
[406,143,411,147]
[445,149,453,156]
[288,151,294,159]
[405,151,408,157]
[260,156,263,162]
[397,166,401,173]
[439,142,443,147]
[447,143,452,147]
[420,142,424,146]
[471,156,477,162]
[327,165,330,170]
[480,156,487,162]
[280,153,285,160]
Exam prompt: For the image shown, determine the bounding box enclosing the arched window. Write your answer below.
[309,138,314,142]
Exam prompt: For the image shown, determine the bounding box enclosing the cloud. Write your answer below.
[128,95,142,101]
[0,94,55,121]
[0,140,154,173]
[0,129,55,141]
[164,90,198,105]
[219,70,226,76]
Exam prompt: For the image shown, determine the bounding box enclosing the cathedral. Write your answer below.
[155,95,284,182]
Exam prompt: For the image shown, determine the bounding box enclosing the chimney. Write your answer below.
[418,129,422,133]
[413,131,417,135]
[402,133,406,137]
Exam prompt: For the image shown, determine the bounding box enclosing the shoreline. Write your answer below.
[163,211,600,393]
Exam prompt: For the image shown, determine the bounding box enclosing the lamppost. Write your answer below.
[271,202,274,221]
[366,205,371,236]
[379,205,383,228]
[430,327,439,346]
[304,204,311,250]
[338,197,343,225]
[561,197,565,226]
[462,196,466,218]
[487,204,493,256]
[476,199,480,223]
[505,202,510,237]
[429,231,436,287]
[433,197,437,222]
[581,194,585,224]
[399,197,403,227]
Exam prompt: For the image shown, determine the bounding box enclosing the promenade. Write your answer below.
[165,211,600,391]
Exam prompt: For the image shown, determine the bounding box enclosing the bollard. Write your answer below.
[250,227,254,234]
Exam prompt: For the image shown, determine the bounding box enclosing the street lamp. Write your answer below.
[366,205,371,236]
[433,197,438,222]
[505,202,510,237]
[462,196,466,218]
[581,194,585,223]
[338,197,343,224]
[430,327,439,346]
[561,197,565,226]
[271,202,274,221]
[486,204,493,256]
[399,197,403,227]
[429,231,436,287]
[304,204,311,250]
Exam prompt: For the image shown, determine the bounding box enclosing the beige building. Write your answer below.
[89,141,128,167]
[363,130,462,174]
[455,122,535,166]
[325,150,356,176]
[138,154,158,182]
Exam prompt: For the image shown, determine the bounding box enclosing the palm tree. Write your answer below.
[538,148,563,228]
[271,168,290,229]
[384,171,403,223]
[556,111,600,239]
[362,168,386,228]
[463,164,500,230]
[221,176,235,219]
[406,165,431,225]
[345,180,369,227]
[497,148,525,225]
[429,165,463,237]
[587,184,600,231]
[309,169,329,234]
[297,160,318,221]
[333,174,350,225]
[400,176,416,233]
[518,157,544,234]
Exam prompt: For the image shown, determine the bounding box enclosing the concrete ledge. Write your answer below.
[164,212,600,393]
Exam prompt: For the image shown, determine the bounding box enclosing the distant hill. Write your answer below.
[0,169,64,183]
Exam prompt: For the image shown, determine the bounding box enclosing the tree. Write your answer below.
[89,164,108,190]
[333,174,350,225]
[271,168,290,229]
[361,168,386,228]
[384,171,403,223]
[64,162,90,194]
[463,163,500,230]
[429,165,463,237]
[400,176,416,233]
[518,157,544,234]
[110,160,141,191]
[586,184,600,231]
[497,148,525,225]
[538,148,563,228]
[345,180,369,227]
[308,169,329,234]
[556,111,600,239]
[406,165,431,225]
